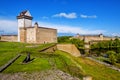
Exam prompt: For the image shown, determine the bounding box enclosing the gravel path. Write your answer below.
[87,57,120,72]
[0,69,80,80]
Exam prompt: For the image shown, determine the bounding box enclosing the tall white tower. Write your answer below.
[17,10,33,42]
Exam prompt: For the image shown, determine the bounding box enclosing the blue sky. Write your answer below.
[0,0,120,36]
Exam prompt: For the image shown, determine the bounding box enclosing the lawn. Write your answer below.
[4,55,51,73]
[54,50,120,80]
[74,57,120,80]
[0,42,54,67]
[3,50,85,79]
[0,42,120,80]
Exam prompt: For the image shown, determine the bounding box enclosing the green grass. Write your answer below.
[54,50,85,78]
[0,42,120,80]
[4,55,51,73]
[0,42,23,66]
[94,56,120,68]
[0,42,54,67]
[54,50,120,80]
[3,50,85,79]
[73,57,120,80]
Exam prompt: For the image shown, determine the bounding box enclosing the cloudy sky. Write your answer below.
[0,0,120,36]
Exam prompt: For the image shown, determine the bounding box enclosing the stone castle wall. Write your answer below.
[19,28,26,42]
[57,44,81,57]
[103,37,115,40]
[74,34,118,54]
[74,34,116,43]
[19,26,57,44]
[26,28,36,43]
[75,35,103,42]
[36,27,57,44]
[0,35,18,42]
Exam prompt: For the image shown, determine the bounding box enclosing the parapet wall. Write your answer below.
[0,35,18,42]
[57,44,81,57]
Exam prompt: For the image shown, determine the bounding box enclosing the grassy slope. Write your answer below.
[73,57,120,80]
[0,42,23,66]
[4,55,51,73]
[0,42,120,80]
[55,50,120,80]
[94,56,120,69]
[3,50,84,79]
[0,42,54,66]
[0,42,84,79]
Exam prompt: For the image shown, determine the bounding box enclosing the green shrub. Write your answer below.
[116,53,120,63]
[106,51,117,64]
[58,36,72,43]
[70,38,84,49]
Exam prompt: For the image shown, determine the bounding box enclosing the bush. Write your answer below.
[58,36,72,43]
[116,53,120,63]
[90,38,120,54]
[106,51,117,64]
[58,36,84,49]
[70,38,84,49]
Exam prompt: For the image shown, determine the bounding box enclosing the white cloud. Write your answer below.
[112,33,120,37]
[0,19,17,34]
[0,19,105,35]
[53,13,97,19]
[80,14,97,18]
[53,12,77,19]
[36,21,105,35]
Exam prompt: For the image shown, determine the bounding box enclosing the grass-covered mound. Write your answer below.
[0,42,120,80]
[0,42,54,67]
[55,51,120,80]
[0,42,85,79]
[3,50,85,79]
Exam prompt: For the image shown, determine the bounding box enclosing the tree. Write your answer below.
[90,38,120,56]
[58,36,84,49]
[116,53,120,63]
[106,51,117,64]
[70,38,84,49]
[58,36,72,43]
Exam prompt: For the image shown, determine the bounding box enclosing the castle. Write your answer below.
[17,10,57,43]
[0,10,119,45]
[73,33,118,53]
[0,10,57,43]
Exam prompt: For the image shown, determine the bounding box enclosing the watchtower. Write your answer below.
[17,10,33,42]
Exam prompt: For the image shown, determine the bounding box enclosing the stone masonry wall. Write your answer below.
[20,28,26,42]
[0,35,18,42]
[26,28,36,43]
[36,27,57,44]
[57,44,81,57]
[19,26,57,43]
